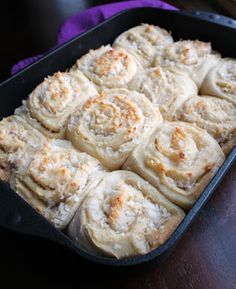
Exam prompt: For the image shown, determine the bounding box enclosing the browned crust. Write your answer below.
[0,167,10,183]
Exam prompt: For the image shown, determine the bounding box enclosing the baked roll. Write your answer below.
[123,121,225,209]
[154,40,220,88]
[113,23,173,67]
[200,58,236,105]
[15,70,97,139]
[128,66,197,119]
[68,170,185,259]
[74,45,139,89]
[178,95,236,154]
[66,88,163,170]
[0,115,46,182]
[10,140,106,229]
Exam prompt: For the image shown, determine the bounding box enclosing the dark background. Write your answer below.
[0,0,235,81]
[1,1,236,289]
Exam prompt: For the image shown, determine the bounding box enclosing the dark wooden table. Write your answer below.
[1,1,236,289]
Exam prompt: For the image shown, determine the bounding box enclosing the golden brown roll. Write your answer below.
[154,40,220,88]
[113,23,173,67]
[15,70,97,138]
[0,115,46,182]
[128,66,197,119]
[74,45,139,89]
[177,95,236,154]
[10,140,107,229]
[200,58,236,105]
[66,88,163,170]
[123,121,225,209]
[68,170,185,259]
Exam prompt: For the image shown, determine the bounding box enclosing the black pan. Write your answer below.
[0,7,236,266]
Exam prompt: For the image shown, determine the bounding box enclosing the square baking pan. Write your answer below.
[0,7,236,267]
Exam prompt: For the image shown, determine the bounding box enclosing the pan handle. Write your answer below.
[0,184,74,249]
[177,10,236,29]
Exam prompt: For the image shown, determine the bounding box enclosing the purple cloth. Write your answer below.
[11,0,176,75]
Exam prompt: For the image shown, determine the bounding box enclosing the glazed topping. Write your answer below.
[30,71,80,114]
[145,122,223,192]
[0,116,44,153]
[162,40,212,65]
[69,90,147,150]
[26,70,97,134]
[84,93,142,137]
[129,67,185,109]
[139,24,171,45]
[183,97,236,123]
[94,48,130,77]
[217,60,236,96]
[179,96,236,148]
[25,142,98,205]
[77,45,138,87]
[87,181,171,241]
[118,23,173,57]
[126,33,157,57]
[153,126,198,164]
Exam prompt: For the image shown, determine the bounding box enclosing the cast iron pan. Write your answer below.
[0,8,236,266]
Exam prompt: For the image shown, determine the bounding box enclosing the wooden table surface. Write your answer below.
[1,1,236,289]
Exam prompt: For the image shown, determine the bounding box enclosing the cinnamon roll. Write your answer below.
[74,45,139,89]
[68,170,185,259]
[123,122,225,209]
[66,88,163,170]
[10,140,106,229]
[177,95,236,154]
[200,58,236,105]
[154,40,220,88]
[128,66,197,119]
[15,70,97,138]
[0,115,46,182]
[113,23,173,67]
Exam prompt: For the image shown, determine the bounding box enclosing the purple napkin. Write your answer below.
[11,0,176,75]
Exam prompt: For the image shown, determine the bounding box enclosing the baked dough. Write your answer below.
[68,170,185,259]
[200,58,236,105]
[113,23,173,67]
[128,66,197,119]
[154,40,220,88]
[123,121,225,209]
[66,88,163,170]
[75,45,139,88]
[178,95,236,154]
[0,115,46,182]
[15,70,97,139]
[10,140,106,229]
[0,23,232,251]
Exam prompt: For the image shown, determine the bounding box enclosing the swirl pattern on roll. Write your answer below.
[123,121,225,209]
[68,170,185,259]
[113,23,173,67]
[154,40,220,88]
[178,95,236,154]
[200,58,236,105]
[10,140,106,229]
[75,45,139,89]
[15,70,97,138]
[0,115,46,181]
[66,88,162,170]
[128,66,197,119]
